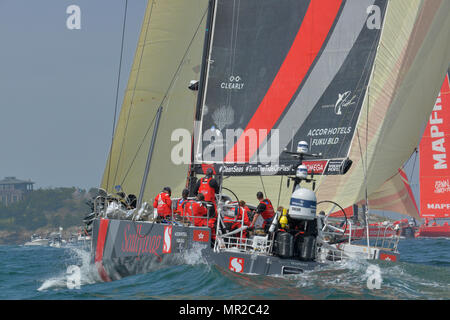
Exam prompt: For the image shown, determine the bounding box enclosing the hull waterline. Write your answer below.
[90,218,319,281]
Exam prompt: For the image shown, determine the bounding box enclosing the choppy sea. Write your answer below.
[0,238,448,300]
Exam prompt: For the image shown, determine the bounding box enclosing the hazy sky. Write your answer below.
[0,0,147,190]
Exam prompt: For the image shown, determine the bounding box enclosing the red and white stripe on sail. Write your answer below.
[224,0,343,163]
[365,169,419,219]
[419,72,450,218]
[328,169,419,219]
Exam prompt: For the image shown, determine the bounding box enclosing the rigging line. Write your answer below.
[258,173,267,200]
[112,0,155,186]
[407,148,418,183]
[105,0,129,191]
[120,111,158,186]
[154,7,209,115]
[276,175,283,209]
[119,6,209,187]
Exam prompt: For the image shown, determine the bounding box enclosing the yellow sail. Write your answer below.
[315,0,450,212]
[101,0,209,201]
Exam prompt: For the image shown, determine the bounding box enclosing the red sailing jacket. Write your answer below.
[175,198,192,221]
[190,201,208,226]
[223,206,250,226]
[259,199,275,221]
[198,177,216,203]
[153,192,172,218]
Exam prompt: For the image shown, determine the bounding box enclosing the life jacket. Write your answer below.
[190,201,208,226]
[153,192,172,217]
[198,176,216,203]
[223,206,240,224]
[242,206,251,225]
[176,198,192,221]
[259,199,275,222]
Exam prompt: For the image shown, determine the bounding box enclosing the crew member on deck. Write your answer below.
[233,200,251,240]
[175,188,191,222]
[194,168,219,206]
[249,191,275,232]
[192,193,208,227]
[153,187,172,219]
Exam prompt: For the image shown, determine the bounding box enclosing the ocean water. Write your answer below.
[0,238,448,300]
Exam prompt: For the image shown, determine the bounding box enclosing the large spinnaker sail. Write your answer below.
[419,71,450,219]
[194,0,387,176]
[315,0,450,213]
[101,0,209,200]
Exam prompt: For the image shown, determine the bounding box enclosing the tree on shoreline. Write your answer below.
[0,187,94,231]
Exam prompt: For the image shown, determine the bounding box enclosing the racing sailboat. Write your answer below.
[328,168,420,240]
[416,70,450,238]
[86,0,450,281]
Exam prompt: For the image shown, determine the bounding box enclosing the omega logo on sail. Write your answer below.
[429,93,447,170]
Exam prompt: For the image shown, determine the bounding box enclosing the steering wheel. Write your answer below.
[316,200,348,238]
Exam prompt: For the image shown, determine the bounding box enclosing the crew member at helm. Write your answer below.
[194,168,219,205]
[249,191,275,232]
[153,187,172,219]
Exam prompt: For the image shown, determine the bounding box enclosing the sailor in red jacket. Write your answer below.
[233,200,251,240]
[249,191,275,232]
[175,188,192,222]
[194,168,219,205]
[153,187,172,219]
[191,193,208,227]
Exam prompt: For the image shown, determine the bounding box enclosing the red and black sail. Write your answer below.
[194,0,388,175]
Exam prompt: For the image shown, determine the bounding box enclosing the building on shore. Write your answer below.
[0,177,34,206]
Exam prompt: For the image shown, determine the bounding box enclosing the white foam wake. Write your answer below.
[37,247,100,291]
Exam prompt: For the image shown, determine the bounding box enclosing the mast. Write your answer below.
[188,0,217,195]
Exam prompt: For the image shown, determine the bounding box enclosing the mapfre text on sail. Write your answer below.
[429,92,447,170]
